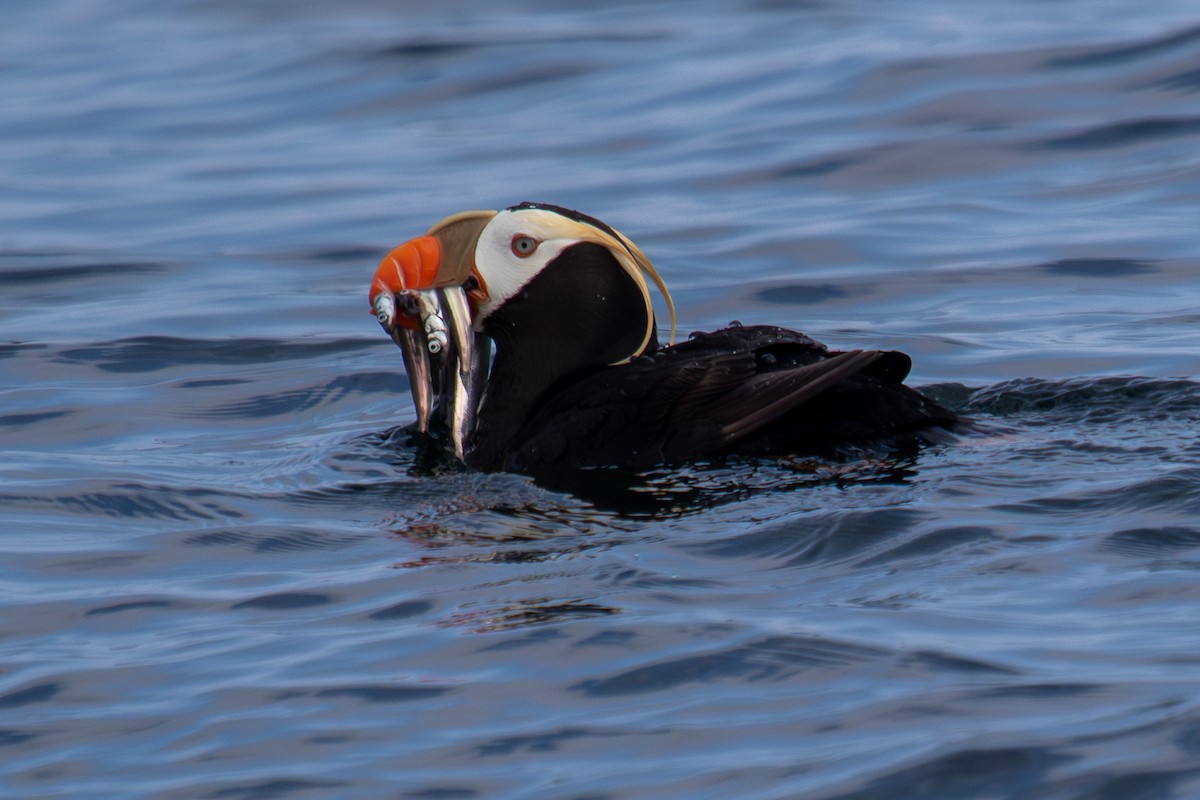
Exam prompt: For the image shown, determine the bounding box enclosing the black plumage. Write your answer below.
[460,236,956,471]
[467,323,958,472]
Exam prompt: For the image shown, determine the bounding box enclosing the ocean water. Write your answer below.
[4,1,1200,797]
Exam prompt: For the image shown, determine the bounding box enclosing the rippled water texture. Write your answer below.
[4,1,1200,797]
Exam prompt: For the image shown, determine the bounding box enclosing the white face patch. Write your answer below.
[472,208,590,326]
[469,204,674,361]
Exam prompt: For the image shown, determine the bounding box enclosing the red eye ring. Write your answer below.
[511,234,539,258]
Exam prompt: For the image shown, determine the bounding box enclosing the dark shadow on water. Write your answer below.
[365,29,667,63]
[85,600,174,616]
[754,283,851,305]
[1042,23,1200,69]
[526,454,925,518]
[1035,116,1200,150]
[0,683,60,709]
[1035,258,1157,277]
[399,426,929,517]
[402,427,472,478]
[231,592,333,611]
[0,410,71,426]
[55,336,380,373]
[830,747,1070,800]
[367,599,434,621]
[0,261,165,288]
[475,726,607,757]
[311,685,451,703]
[199,778,348,799]
[377,420,939,519]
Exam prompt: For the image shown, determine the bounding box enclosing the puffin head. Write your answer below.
[370,202,676,463]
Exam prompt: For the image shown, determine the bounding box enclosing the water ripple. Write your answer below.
[203,373,406,418]
[54,336,380,372]
[687,508,927,566]
[1043,23,1200,68]
[0,482,249,522]
[967,377,1200,421]
[1102,526,1200,558]
[0,261,164,288]
[1038,116,1200,150]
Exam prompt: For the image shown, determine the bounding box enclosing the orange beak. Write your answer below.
[369,210,498,453]
[369,209,497,330]
[370,236,442,330]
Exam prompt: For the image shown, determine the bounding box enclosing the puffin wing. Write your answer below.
[658,349,883,462]
[505,329,886,471]
[706,350,882,443]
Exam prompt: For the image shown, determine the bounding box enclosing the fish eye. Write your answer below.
[510,235,539,258]
[372,293,395,326]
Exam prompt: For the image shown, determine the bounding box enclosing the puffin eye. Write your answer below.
[510,235,539,258]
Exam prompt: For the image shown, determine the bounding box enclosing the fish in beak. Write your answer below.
[369,211,495,462]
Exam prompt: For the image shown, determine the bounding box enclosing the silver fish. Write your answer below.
[435,286,488,462]
[375,286,488,461]
[413,290,449,356]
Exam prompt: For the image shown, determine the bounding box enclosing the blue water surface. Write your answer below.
[4,1,1200,797]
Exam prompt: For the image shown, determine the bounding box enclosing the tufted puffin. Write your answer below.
[369,202,960,473]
